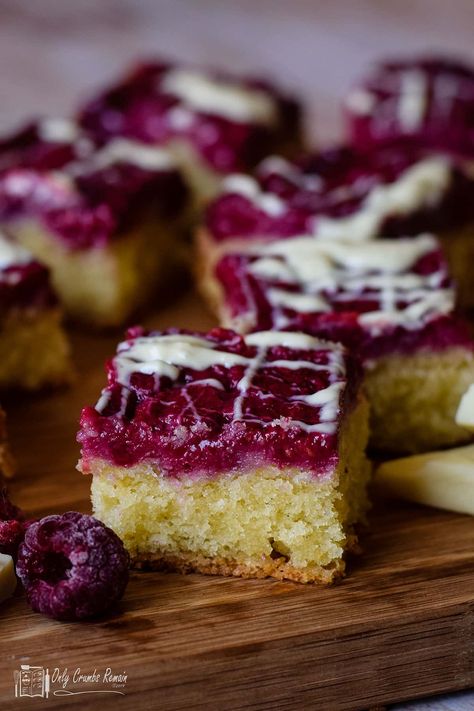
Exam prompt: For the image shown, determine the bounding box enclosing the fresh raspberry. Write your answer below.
[16,512,129,621]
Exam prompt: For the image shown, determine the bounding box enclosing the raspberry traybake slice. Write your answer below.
[78,327,370,583]
[207,233,474,453]
[78,59,303,202]
[344,56,474,157]
[0,229,70,389]
[198,144,474,307]
[0,119,189,327]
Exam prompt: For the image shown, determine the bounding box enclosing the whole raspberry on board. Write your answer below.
[16,511,130,621]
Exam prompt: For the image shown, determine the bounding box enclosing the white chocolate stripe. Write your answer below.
[70,138,175,174]
[223,174,286,216]
[38,118,82,144]
[397,69,428,132]
[161,68,278,125]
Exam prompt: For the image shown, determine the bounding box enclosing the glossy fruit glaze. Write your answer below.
[79,327,360,476]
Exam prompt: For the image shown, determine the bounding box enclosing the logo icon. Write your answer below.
[14,665,50,699]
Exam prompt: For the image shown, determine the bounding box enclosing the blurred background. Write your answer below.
[0,0,473,145]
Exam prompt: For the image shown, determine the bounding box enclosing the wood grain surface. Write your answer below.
[0,2,474,709]
[0,290,472,711]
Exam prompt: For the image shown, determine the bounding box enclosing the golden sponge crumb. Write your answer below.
[87,397,370,584]
[0,309,71,390]
[439,223,474,310]
[10,217,182,327]
[366,347,474,453]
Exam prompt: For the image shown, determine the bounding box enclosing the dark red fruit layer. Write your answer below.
[215,248,473,362]
[0,124,188,250]
[345,56,474,156]
[0,259,57,315]
[78,60,301,173]
[206,144,474,242]
[79,327,357,475]
[0,121,79,173]
[0,487,30,558]
[16,511,129,621]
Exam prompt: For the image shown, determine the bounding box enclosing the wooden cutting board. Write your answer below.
[0,290,473,711]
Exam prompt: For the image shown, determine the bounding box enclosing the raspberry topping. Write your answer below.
[344,56,474,156]
[79,327,359,475]
[214,234,472,361]
[0,230,57,313]
[78,60,301,173]
[0,120,83,173]
[16,512,129,620]
[206,144,474,243]
[0,123,188,250]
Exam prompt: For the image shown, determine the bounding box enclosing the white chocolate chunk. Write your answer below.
[455,383,474,431]
[0,553,16,604]
[375,445,474,515]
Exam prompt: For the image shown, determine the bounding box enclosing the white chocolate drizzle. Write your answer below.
[222,156,452,242]
[98,331,346,436]
[312,156,451,241]
[344,88,377,116]
[258,156,325,192]
[71,138,175,174]
[397,70,428,132]
[38,118,81,144]
[222,174,286,216]
[230,233,453,335]
[161,68,278,125]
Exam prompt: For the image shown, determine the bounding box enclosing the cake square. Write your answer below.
[0,230,70,390]
[207,233,474,453]
[343,56,474,157]
[78,59,303,202]
[78,327,370,583]
[0,119,190,327]
[198,143,474,308]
